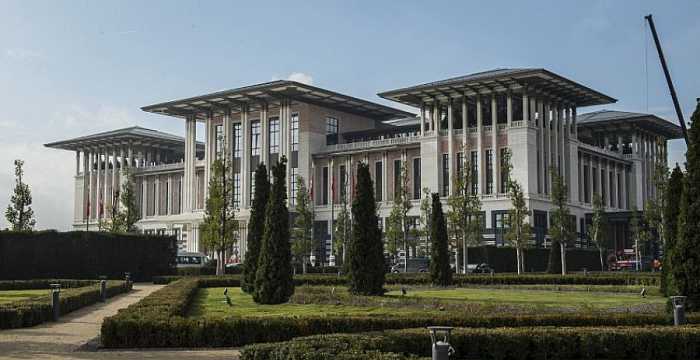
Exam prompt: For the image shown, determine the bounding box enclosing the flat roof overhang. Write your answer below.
[142,80,414,121]
[44,126,204,152]
[378,68,617,108]
[578,114,683,140]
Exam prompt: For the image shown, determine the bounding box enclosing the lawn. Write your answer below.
[0,289,49,304]
[189,285,666,319]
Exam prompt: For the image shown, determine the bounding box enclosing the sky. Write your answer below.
[0,0,698,231]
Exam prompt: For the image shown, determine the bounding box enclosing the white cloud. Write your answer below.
[274,72,314,85]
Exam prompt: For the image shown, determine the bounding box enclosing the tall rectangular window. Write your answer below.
[609,170,615,208]
[291,113,299,152]
[250,120,261,156]
[394,159,402,197]
[322,167,329,205]
[617,172,622,208]
[442,154,449,197]
[500,148,508,193]
[339,165,347,199]
[470,151,478,195]
[485,149,493,194]
[326,116,338,145]
[290,168,298,206]
[583,164,590,203]
[233,123,242,158]
[413,158,421,199]
[456,152,464,179]
[233,173,241,208]
[250,170,256,201]
[215,125,223,159]
[601,168,607,205]
[375,161,383,201]
[269,117,280,154]
[592,166,598,197]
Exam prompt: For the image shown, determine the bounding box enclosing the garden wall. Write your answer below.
[0,230,176,281]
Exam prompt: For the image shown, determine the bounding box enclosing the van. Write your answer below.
[391,257,430,273]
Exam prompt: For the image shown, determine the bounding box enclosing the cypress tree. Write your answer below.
[5,160,36,231]
[672,102,700,309]
[253,158,294,304]
[430,193,452,286]
[241,163,269,293]
[661,164,683,295]
[348,162,385,295]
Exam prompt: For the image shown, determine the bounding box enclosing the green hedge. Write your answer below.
[0,279,101,291]
[102,277,686,348]
[241,326,700,360]
[153,272,659,286]
[0,280,131,329]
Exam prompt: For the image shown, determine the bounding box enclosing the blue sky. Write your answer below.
[1,0,698,230]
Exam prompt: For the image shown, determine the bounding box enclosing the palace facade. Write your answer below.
[46,68,681,263]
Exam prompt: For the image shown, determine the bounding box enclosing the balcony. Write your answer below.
[321,135,422,153]
[133,162,185,174]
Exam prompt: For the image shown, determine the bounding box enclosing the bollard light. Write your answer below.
[99,276,107,302]
[50,283,61,321]
[124,272,132,290]
[670,296,687,326]
[427,326,455,360]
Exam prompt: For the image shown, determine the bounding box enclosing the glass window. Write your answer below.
[485,149,493,195]
[500,148,509,193]
[233,123,242,158]
[233,173,241,208]
[322,167,329,205]
[442,154,449,197]
[269,117,280,154]
[215,125,223,159]
[326,116,338,146]
[375,161,383,202]
[290,168,298,206]
[251,120,261,156]
[291,113,299,152]
[413,158,421,200]
[470,151,478,195]
[339,165,347,199]
[394,159,402,197]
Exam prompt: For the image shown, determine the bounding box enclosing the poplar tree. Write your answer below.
[448,148,482,273]
[503,149,532,274]
[201,157,239,276]
[662,164,683,295]
[671,102,700,309]
[385,159,411,263]
[334,194,351,269]
[241,163,269,293]
[114,168,139,233]
[348,162,385,296]
[548,167,574,275]
[292,176,315,274]
[5,160,36,231]
[430,193,452,286]
[418,187,433,256]
[254,157,294,304]
[589,194,606,271]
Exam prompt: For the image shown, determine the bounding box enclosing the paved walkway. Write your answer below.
[0,284,241,359]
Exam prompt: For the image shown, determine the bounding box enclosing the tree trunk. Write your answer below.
[455,245,460,275]
[520,248,526,273]
[599,247,604,272]
[463,236,468,275]
[560,242,566,275]
[217,250,225,275]
[516,247,521,275]
[302,256,308,274]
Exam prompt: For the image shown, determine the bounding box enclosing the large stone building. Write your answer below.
[46,68,681,263]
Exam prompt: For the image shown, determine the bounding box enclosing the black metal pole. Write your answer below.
[645,14,689,145]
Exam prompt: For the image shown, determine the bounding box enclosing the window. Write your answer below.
[250,170,256,200]
[291,113,299,152]
[470,151,478,195]
[583,164,590,203]
[500,148,509,193]
[456,152,464,179]
[609,170,615,208]
[290,168,298,206]
[485,149,493,194]
[617,172,622,208]
[251,120,261,156]
[233,123,242,158]
[442,154,449,196]
[394,159,402,197]
[339,165,347,200]
[233,173,241,208]
[322,166,329,205]
[269,117,280,154]
[375,161,383,202]
[600,168,606,205]
[326,116,338,145]
[413,158,421,199]
[215,125,223,159]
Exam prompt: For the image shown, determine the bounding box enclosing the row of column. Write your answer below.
[79,146,138,222]
[579,152,629,210]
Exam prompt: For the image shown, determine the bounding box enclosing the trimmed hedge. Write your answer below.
[0,230,176,281]
[153,272,659,286]
[102,277,689,348]
[0,279,101,291]
[0,280,131,329]
[241,326,700,360]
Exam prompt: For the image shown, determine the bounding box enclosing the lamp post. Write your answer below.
[427,326,455,360]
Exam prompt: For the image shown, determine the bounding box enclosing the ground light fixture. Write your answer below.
[427,326,455,360]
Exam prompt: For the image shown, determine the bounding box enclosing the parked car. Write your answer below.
[466,263,493,274]
[391,257,430,273]
[175,252,209,268]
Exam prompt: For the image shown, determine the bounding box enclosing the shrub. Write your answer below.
[0,279,100,291]
[241,326,700,360]
[0,280,130,329]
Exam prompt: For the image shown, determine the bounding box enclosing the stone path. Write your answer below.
[0,284,241,359]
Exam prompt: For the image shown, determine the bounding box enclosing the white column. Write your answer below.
[420,102,426,136]
[545,101,552,193]
[83,150,89,221]
[184,115,196,213]
[382,151,388,203]
[75,151,80,176]
[284,99,293,201]
[96,151,103,221]
[538,98,545,194]
[506,91,513,128]
[223,108,233,160]
[447,99,454,195]
[241,104,250,208]
[491,94,498,195]
[622,165,628,209]
[142,175,148,218]
[167,174,173,215]
[572,107,578,139]
[522,88,530,123]
[203,111,213,201]
[260,103,268,165]
[476,95,483,194]
[110,148,117,216]
[462,96,468,146]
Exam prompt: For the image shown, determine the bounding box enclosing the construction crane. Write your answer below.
[644,14,690,145]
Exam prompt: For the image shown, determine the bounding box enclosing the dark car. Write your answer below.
[391,257,430,273]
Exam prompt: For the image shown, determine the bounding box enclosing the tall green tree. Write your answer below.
[113,169,139,233]
[254,157,294,304]
[662,164,684,295]
[241,163,269,293]
[430,193,452,286]
[589,194,606,271]
[201,156,239,276]
[334,191,351,270]
[502,149,532,274]
[5,160,36,231]
[448,148,482,273]
[292,176,315,274]
[629,206,644,271]
[347,162,385,296]
[385,159,412,264]
[548,167,574,275]
[418,187,433,256]
[644,153,669,270]
[671,102,700,309]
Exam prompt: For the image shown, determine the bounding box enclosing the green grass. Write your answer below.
[0,289,49,304]
[190,285,666,319]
